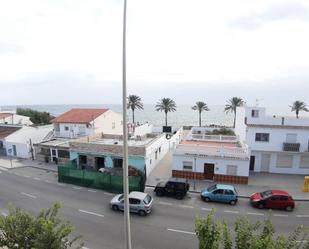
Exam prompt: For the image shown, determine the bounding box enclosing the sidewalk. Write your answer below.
[147,153,309,200]
[0,156,58,172]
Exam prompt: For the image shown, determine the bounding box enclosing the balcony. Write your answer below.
[283,142,300,152]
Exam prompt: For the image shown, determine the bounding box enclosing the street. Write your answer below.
[0,168,309,249]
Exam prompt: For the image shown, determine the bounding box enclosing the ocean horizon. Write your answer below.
[1,104,308,128]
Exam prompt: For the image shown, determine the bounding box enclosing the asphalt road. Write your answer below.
[0,168,309,249]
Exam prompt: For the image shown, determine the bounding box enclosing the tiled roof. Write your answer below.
[0,126,21,139]
[0,113,13,119]
[52,108,109,124]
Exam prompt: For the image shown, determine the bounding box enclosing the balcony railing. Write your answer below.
[188,134,238,142]
[283,142,300,152]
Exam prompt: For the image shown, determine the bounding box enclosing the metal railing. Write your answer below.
[283,142,300,152]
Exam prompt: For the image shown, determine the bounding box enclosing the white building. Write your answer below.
[52,108,123,138]
[235,106,309,174]
[1,125,53,158]
[0,112,33,126]
[172,127,250,184]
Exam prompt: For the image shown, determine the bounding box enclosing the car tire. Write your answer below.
[286,206,294,212]
[112,205,119,211]
[138,210,147,216]
[204,197,211,202]
[175,192,184,200]
[258,203,264,209]
[156,189,164,197]
[230,200,236,205]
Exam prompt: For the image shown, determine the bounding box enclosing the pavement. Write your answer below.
[1,167,309,249]
[1,155,309,200]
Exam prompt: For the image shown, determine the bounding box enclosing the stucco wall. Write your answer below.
[94,110,123,135]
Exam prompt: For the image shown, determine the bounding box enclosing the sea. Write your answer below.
[1,104,307,128]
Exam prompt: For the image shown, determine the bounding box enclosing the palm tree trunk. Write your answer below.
[132,110,135,124]
[233,110,236,128]
[296,110,299,119]
[199,111,201,127]
[165,112,167,126]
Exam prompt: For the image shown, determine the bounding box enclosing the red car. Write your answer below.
[250,190,295,211]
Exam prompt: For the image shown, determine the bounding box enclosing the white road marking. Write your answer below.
[201,207,212,211]
[296,215,309,218]
[102,192,113,196]
[158,201,173,206]
[247,212,264,216]
[78,209,104,218]
[224,210,239,214]
[167,228,196,235]
[20,192,37,199]
[88,189,97,193]
[82,247,91,249]
[33,177,41,181]
[73,186,82,190]
[274,214,289,217]
[23,175,30,178]
[180,205,194,209]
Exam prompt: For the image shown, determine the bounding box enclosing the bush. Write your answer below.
[206,128,235,135]
[16,108,54,125]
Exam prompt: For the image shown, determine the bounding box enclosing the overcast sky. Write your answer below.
[1,0,309,107]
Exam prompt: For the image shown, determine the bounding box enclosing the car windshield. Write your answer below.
[143,195,152,205]
[118,194,124,201]
[261,190,272,198]
[207,185,217,192]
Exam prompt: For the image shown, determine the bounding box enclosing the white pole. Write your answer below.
[122,0,132,248]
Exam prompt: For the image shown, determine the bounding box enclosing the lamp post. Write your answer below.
[193,157,197,190]
[122,0,132,248]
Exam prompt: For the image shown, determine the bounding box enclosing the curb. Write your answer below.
[145,184,309,201]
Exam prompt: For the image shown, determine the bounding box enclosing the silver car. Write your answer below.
[110,191,153,216]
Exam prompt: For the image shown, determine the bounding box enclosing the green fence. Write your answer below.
[58,166,143,193]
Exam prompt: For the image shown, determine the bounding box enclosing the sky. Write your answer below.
[1,0,309,107]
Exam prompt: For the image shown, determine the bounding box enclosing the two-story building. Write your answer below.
[35,108,123,164]
[235,106,309,174]
[172,127,250,184]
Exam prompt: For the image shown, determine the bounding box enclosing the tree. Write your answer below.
[195,210,309,249]
[127,95,143,124]
[155,98,176,126]
[224,97,244,128]
[17,108,55,125]
[0,203,84,249]
[290,100,308,119]
[192,101,210,127]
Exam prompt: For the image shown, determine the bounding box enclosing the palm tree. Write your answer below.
[127,95,143,124]
[224,97,244,128]
[290,100,308,119]
[155,98,177,126]
[192,101,210,127]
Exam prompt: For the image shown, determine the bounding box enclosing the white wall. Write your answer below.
[134,124,153,137]
[0,114,32,126]
[57,123,93,138]
[235,107,247,143]
[5,141,29,158]
[94,110,123,135]
[172,154,249,176]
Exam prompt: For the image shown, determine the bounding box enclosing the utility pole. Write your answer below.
[122,0,132,248]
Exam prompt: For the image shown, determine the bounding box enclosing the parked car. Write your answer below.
[154,178,190,200]
[250,190,295,211]
[200,184,238,205]
[110,191,153,216]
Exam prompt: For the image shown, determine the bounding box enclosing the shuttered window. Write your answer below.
[300,156,309,168]
[226,165,237,176]
[183,161,193,171]
[276,155,293,168]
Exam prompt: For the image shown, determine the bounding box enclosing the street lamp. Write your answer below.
[122,0,132,249]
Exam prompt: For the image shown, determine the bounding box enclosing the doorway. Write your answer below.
[204,163,215,180]
[260,154,271,172]
[95,157,105,170]
[249,156,255,171]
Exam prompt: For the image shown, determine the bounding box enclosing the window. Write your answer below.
[112,122,115,129]
[79,155,87,164]
[224,190,234,195]
[183,161,193,171]
[251,110,259,118]
[113,158,123,168]
[226,165,237,176]
[129,198,140,205]
[143,195,152,205]
[300,156,309,168]
[58,150,69,158]
[279,196,288,201]
[40,148,50,156]
[269,196,280,201]
[213,189,224,195]
[159,147,161,153]
[255,133,269,142]
[276,155,293,168]
[64,126,69,131]
[155,150,158,160]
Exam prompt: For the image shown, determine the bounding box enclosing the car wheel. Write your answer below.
[112,205,119,211]
[230,200,236,205]
[175,192,184,200]
[286,206,294,212]
[204,197,211,202]
[258,203,264,209]
[156,189,164,197]
[138,210,147,216]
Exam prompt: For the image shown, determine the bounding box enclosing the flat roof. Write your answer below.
[180,140,239,148]
[38,138,71,148]
[92,137,155,147]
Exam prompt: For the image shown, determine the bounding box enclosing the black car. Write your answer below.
[154,178,190,200]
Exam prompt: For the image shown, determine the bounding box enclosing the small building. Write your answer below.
[172,127,250,184]
[69,124,183,176]
[0,124,53,158]
[35,108,123,164]
[0,112,33,126]
[235,106,309,174]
